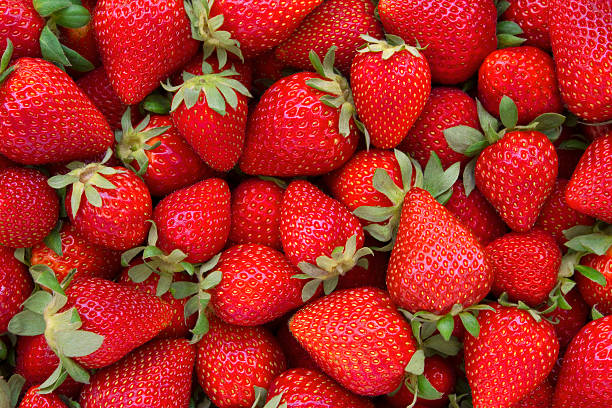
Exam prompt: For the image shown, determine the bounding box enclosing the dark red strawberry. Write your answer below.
[250,50,288,95]
[554,127,586,180]
[501,0,551,50]
[19,385,68,408]
[335,242,389,291]
[0,246,32,333]
[576,254,612,315]
[543,289,589,349]
[511,380,554,408]
[275,321,318,370]
[0,0,44,59]
[76,66,127,130]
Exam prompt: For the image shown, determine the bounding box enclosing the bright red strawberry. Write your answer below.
[153,178,231,263]
[289,287,417,396]
[501,0,551,50]
[387,188,492,314]
[565,133,612,223]
[19,385,67,408]
[553,316,612,407]
[266,368,375,408]
[464,304,559,408]
[543,289,589,349]
[275,0,383,75]
[378,0,497,84]
[399,87,478,168]
[445,181,507,246]
[275,321,318,370]
[511,380,553,408]
[93,0,199,104]
[351,35,431,149]
[80,338,195,408]
[576,254,612,315]
[196,315,286,408]
[0,246,32,333]
[76,66,127,130]
[0,167,59,248]
[0,0,44,59]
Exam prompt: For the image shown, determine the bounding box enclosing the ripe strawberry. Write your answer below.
[80,338,195,408]
[553,315,612,407]
[511,380,553,408]
[76,66,127,130]
[550,0,611,122]
[582,123,612,140]
[196,315,286,407]
[289,287,417,396]
[387,188,492,314]
[93,0,199,104]
[565,133,612,223]
[543,289,589,349]
[554,127,585,179]
[399,87,478,169]
[576,254,612,315]
[275,321,318,370]
[0,0,44,59]
[0,167,59,248]
[19,385,68,408]
[275,0,383,75]
[266,368,375,408]
[250,50,288,96]
[501,0,551,50]
[335,241,389,290]
[351,35,431,149]
[378,0,497,84]
[464,304,559,407]
[478,46,563,125]
[0,246,32,333]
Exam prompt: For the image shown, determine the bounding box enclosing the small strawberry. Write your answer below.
[0,0,44,59]
[0,246,32,333]
[543,289,589,349]
[351,34,431,149]
[76,66,127,130]
[576,253,612,315]
[511,380,553,408]
[500,0,551,50]
[18,385,67,408]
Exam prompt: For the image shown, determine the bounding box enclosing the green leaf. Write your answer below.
[565,233,612,255]
[462,157,477,196]
[459,312,480,338]
[55,330,104,357]
[39,25,70,67]
[496,0,510,16]
[497,33,527,49]
[1,39,14,73]
[423,334,462,357]
[141,93,171,115]
[127,263,153,283]
[301,279,321,302]
[436,313,454,342]
[530,113,566,131]
[191,311,210,335]
[417,374,444,400]
[476,99,500,140]
[464,140,489,157]
[496,20,523,35]
[575,265,607,287]
[499,96,518,129]
[443,126,485,155]
[404,349,425,375]
[322,276,339,295]
[202,83,226,115]
[38,363,67,394]
[35,268,64,294]
[70,182,85,219]
[201,270,222,290]
[83,184,102,207]
[23,291,53,314]
[559,138,588,150]
[62,45,94,72]
[7,374,25,406]
[52,4,90,28]
[8,310,46,336]
[58,355,90,384]
[591,305,604,320]
[43,221,63,257]
[171,281,200,299]
[33,0,73,16]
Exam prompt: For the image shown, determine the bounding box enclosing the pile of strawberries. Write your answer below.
[0,0,610,407]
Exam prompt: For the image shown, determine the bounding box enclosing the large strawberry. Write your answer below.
[351,34,431,149]
[0,0,44,59]
[93,0,199,104]
[289,287,417,396]
[549,0,611,122]
[501,0,551,50]
[0,246,32,333]
[80,338,195,408]
[76,66,127,130]
[378,0,497,84]
[511,381,554,408]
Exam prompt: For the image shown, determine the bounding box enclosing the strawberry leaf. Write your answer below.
[33,0,72,17]
[40,24,70,66]
[499,96,518,129]
[436,313,454,341]
[417,374,444,400]
[444,126,486,155]
[459,312,480,338]
[55,330,104,358]
[565,233,612,255]
[52,4,90,28]
[575,265,607,287]
[404,349,425,375]
[43,221,63,257]
[8,310,46,336]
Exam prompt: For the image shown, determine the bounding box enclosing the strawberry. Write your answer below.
[211,244,304,326]
[266,368,375,408]
[378,0,497,84]
[576,254,612,315]
[275,0,383,75]
[335,241,389,291]
[0,47,113,165]
[350,34,431,149]
[553,315,612,407]
[177,53,253,90]
[80,338,195,408]
[75,66,127,130]
[93,0,199,104]
[239,48,360,176]
[0,167,59,248]
[554,128,586,180]
[511,380,554,408]
[501,0,551,50]
[549,0,612,122]
[275,321,318,371]
[289,287,417,396]
[486,229,561,306]
[478,46,563,125]
[543,289,589,349]
[0,0,44,59]
[196,315,286,407]
[153,177,231,263]
[0,246,32,333]
[398,87,478,169]
[565,133,612,223]
[464,303,559,408]
[18,385,67,408]
[250,50,288,96]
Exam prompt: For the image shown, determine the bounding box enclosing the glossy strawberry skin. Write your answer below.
[289,287,417,396]
[0,246,32,333]
[239,72,359,177]
[475,130,558,232]
[0,58,114,164]
[0,0,44,59]
[351,46,431,149]
[502,0,551,50]
[478,46,563,125]
[76,66,127,130]
[553,316,612,407]
[19,386,68,408]
[80,338,195,408]
[543,289,589,349]
[399,87,478,168]
[378,0,497,84]
[387,188,492,314]
[153,177,231,264]
[93,0,199,104]
[275,0,383,75]
[267,368,375,408]
[275,321,318,371]
[464,304,559,408]
[576,254,612,316]
[511,380,553,408]
[196,316,286,408]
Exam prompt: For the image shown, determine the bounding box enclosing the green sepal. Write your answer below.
[0,39,15,85]
[436,313,454,341]
[52,4,90,28]
[496,0,510,16]
[444,125,487,156]
[43,220,64,257]
[499,96,518,129]
[404,349,425,375]
[497,33,527,49]
[575,265,607,287]
[33,0,73,17]
[422,152,460,204]
[422,334,462,357]
[8,310,46,336]
[0,374,25,408]
[61,45,94,72]
[416,374,444,400]
[40,24,70,66]
[141,93,172,115]
[565,232,612,255]
[591,305,604,320]
[462,157,477,197]
[458,312,480,338]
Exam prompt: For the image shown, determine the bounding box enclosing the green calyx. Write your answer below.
[251,387,287,408]
[495,1,527,49]
[497,292,552,323]
[0,40,15,85]
[0,374,24,408]
[293,234,373,302]
[47,149,125,219]
[184,0,243,68]
[357,33,425,60]
[115,108,169,176]
[398,350,444,408]
[7,266,103,393]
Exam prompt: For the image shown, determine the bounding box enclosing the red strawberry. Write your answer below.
[275,321,318,370]
[554,127,585,180]
[387,188,492,314]
[582,123,612,140]
[378,0,497,84]
[464,304,559,408]
[565,133,612,223]
[549,0,612,122]
[76,66,127,130]
[0,0,44,59]
[501,0,551,50]
[543,289,589,349]
[80,338,195,408]
[576,254,612,315]
[335,242,389,291]
[275,0,383,75]
[266,368,375,408]
[250,50,288,95]
[350,35,431,149]
[0,167,59,248]
[478,46,563,125]
[511,380,554,408]
[196,315,286,407]
[399,87,478,169]
[289,287,417,396]
[93,0,199,104]
[19,385,67,408]
[0,246,32,333]
[553,315,612,407]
